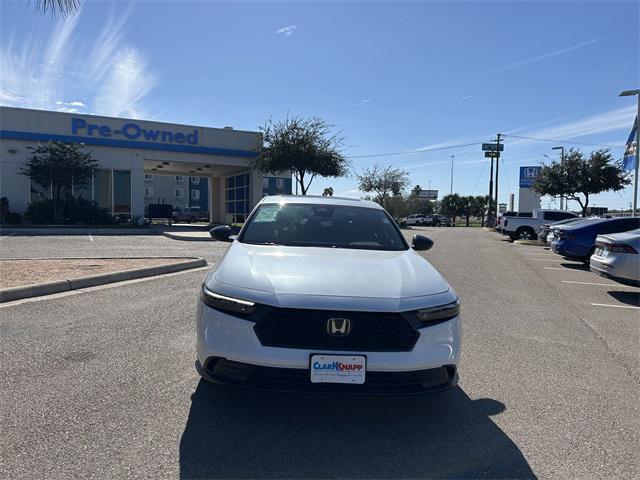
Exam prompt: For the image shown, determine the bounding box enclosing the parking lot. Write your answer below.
[1,228,638,479]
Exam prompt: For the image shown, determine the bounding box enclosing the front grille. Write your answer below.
[253,308,419,352]
[202,358,457,395]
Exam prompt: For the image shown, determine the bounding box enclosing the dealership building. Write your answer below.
[0,107,292,223]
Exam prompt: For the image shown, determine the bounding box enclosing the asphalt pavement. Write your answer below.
[0,229,638,479]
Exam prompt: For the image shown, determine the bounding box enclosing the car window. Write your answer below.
[598,218,640,234]
[240,204,408,251]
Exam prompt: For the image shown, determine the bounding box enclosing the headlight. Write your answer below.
[200,284,257,315]
[412,299,460,326]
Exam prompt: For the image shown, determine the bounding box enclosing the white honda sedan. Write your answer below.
[196,196,461,394]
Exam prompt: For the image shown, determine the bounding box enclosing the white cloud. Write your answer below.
[462,95,473,100]
[355,98,372,107]
[94,48,156,118]
[509,105,636,145]
[0,5,155,118]
[477,34,611,78]
[276,25,297,36]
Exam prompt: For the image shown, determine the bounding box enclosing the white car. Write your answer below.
[197,196,461,394]
[590,228,640,286]
[404,214,428,226]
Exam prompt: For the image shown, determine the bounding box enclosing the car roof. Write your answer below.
[259,195,383,209]
[561,217,633,230]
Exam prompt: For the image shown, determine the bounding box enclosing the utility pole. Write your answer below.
[488,157,494,224]
[494,133,502,222]
[450,155,454,194]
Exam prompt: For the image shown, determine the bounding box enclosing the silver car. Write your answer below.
[590,228,640,285]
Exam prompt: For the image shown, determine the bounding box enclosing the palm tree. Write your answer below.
[34,0,81,16]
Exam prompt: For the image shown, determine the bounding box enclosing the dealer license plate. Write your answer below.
[310,355,366,384]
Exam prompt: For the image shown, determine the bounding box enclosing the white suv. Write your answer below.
[197,196,461,394]
[404,214,428,226]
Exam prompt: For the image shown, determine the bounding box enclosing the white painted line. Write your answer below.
[590,303,640,310]
[544,267,586,271]
[532,258,570,262]
[88,234,94,242]
[562,280,640,289]
[0,265,211,308]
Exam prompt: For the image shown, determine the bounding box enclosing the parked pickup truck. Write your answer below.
[502,209,578,240]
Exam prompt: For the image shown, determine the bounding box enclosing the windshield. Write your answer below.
[240,203,407,251]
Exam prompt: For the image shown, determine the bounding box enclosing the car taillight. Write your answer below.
[607,243,638,254]
[559,231,575,240]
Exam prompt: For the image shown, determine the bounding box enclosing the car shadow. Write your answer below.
[560,262,589,271]
[179,380,535,479]
[607,290,640,307]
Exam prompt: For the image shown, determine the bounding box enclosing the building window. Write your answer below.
[225,172,251,222]
[191,190,200,201]
[262,176,293,196]
[144,174,153,181]
[144,187,154,198]
[175,188,184,198]
[113,170,132,214]
[176,175,184,182]
[190,177,200,185]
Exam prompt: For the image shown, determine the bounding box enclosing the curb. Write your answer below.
[162,232,212,242]
[513,239,544,246]
[0,257,207,303]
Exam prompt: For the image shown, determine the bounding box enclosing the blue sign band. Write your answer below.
[0,130,257,158]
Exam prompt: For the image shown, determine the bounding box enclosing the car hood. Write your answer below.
[209,242,450,299]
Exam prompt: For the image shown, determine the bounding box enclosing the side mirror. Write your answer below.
[210,225,233,242]
[412,234,433,251]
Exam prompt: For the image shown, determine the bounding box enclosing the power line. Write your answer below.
[347,141,483,159]
[471,160,487,195]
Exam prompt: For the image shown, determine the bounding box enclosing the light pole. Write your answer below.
[552,146,565,210]
[619,89,639,216]
[450,155,454,195]
[428,180,432,191]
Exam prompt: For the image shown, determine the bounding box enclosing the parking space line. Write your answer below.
[532,258,576,262]
[88,234,94,242]
[590,303,640,310]
[544,267,587,271]
[562,280,639,289]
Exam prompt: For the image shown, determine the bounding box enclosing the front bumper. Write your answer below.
[196,300,461,394]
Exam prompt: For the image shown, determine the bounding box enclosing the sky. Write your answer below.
[1,0,638,210]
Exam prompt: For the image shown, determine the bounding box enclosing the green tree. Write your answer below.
[19,141,99,223]
[34,0,81,16]
[440,193,463,224]
[471,195,492,226]
[356,163,409,205]
[322,187,334,197]
[532,149,630,216]
[255,116,349,195]
[459,195,476,227]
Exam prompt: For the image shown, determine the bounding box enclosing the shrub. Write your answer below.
[5,212,22,225]
[24,196,115,225]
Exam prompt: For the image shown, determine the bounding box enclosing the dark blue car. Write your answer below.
[551,217,640,260]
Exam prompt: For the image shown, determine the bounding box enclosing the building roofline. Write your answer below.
[0,106,260,136]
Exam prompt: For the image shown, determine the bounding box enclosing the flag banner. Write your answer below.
[623,115,637,171]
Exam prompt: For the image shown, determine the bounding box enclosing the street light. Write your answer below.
[619,89,640,216]
[552,146,566,210]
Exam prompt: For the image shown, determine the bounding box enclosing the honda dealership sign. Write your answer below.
[519,166,542,188]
